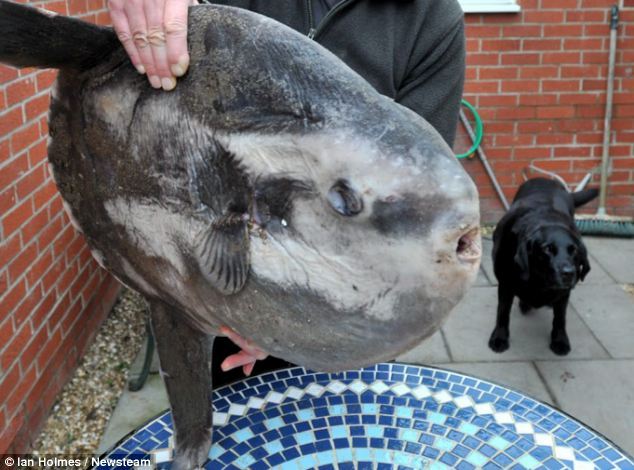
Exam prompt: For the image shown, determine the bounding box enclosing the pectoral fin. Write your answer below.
[196,214,249,295]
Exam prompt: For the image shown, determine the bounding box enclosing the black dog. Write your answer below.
[489,178,598,355]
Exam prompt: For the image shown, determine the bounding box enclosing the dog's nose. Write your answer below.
[560,265,575,281]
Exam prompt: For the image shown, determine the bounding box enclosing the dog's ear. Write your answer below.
[577,241,591,281]
[514,239,532,281]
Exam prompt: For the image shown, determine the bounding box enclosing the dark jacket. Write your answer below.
[203,0,465,146]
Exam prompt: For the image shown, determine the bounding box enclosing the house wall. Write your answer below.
[459,0,634,222]
[0,0,119,454]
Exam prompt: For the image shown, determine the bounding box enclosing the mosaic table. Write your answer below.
[98,364,634,469]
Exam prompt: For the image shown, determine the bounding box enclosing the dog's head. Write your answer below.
[514,225,590,289]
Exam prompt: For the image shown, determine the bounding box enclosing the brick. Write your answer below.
[2,198,33,237]
[479,67,519,80]
[542,52,581,64]
[522,39,561,51]
[566,10,606,22]
[36,328,63,371]
[25,94,51,121]
[0,186,17,215]
[464,81,499,94]
[544,24,584,37]
[495,107,537,120]
[35,70,58,92]
[0,364,20,408]
[21,209,49,243]
[6,78,36,107]
[30,288,57,329]
[519,66,559,79]
[28,140,49,168]
[478,94,518,106]
[501,80,540,93]
[8,241,37,285]
[10,122,41,154]
[1,321,32,372]
[466,53,500,66]
[559,93,604,105]
[500,53,540,65]
[502,25,542,37]
[33,180,59,211]
[541,0,578,7]
[0,107,24,137]
[481,39,521,52]
[16,164,46,200]
[564,38,604,50]
[554,146,592,158]
[542,80,581,92]
[558,120,597,132]
[519,94,558,106]
[523,11,565,23]
[513,147,553,160]
[536,134,575,145]
[6,365,36,419]
[561,65,603,79]
[465,25,502,38]
[13,285,43,330]
[536,106,576,119]
[0,64,19,83]
[582,79,607,91]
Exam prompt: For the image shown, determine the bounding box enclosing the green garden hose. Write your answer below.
[456,99,483,159]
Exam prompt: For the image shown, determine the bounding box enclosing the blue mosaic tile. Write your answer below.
[96,364,633,469]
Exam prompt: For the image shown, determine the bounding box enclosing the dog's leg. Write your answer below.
[519,299,532,314]
[550,294,571,355]
[149,299,214,469]
[489,285,514,352]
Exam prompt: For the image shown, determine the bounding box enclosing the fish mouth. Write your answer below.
[455,226,481,264]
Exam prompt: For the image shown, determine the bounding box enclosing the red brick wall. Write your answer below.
[0,0,119,454]
[459,0,634,222]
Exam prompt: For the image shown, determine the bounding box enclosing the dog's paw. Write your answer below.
[550,332,571,356]
[488,328,509,353]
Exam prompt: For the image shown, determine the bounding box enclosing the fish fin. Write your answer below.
[196,214,250,295]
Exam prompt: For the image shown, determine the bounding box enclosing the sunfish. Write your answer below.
[0,1,481,467]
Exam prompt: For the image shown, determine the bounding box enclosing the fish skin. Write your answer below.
[44,5,480,371]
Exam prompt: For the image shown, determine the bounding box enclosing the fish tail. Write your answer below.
[0,0,119,70]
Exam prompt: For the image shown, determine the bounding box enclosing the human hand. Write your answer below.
[219,326,269,376]
[108,0,196,90]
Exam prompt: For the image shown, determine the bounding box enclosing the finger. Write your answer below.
[220,327,268,360]
[108,0,144,73]
[164,0,191,77]
[124,0,160,88]
[243,362,255,376]
[144,0,175,90]
[221,351,257,371]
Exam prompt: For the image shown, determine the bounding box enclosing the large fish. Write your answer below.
[0,1,481,466]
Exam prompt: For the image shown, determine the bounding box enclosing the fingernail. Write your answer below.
[136,64,145,74]
[161,77,176,91]
[148,75,161,89]
[170,55,189,77]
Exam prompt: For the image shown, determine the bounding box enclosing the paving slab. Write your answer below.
[442,286,610,362]
[97,373,169,454]
[581,252,614,285]
[433,361,553,404]
[480,238,497,286]
[396,330,451,364]
[570,284,634,359]
[584,237,634,284]
[535,359,634,455]
[473,266,492,287]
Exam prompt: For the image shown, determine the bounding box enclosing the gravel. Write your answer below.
[28,288,146,467]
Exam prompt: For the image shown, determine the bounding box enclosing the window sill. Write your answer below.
[459,2,521,13]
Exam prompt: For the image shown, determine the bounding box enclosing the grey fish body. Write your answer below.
[46,5,481,371]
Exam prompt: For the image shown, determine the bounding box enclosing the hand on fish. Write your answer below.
[107,0,196,90]
[219,326,268,376]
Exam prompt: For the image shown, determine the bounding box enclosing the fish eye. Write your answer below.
[327,179,363,217]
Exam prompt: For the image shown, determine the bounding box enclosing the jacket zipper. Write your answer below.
[307,0,358,40]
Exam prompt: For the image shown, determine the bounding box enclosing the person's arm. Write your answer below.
[107,0,194,90]
[395,16,465,148]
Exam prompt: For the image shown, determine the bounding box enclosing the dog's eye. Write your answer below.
[568,245,577,255]
[542,244,557,256]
